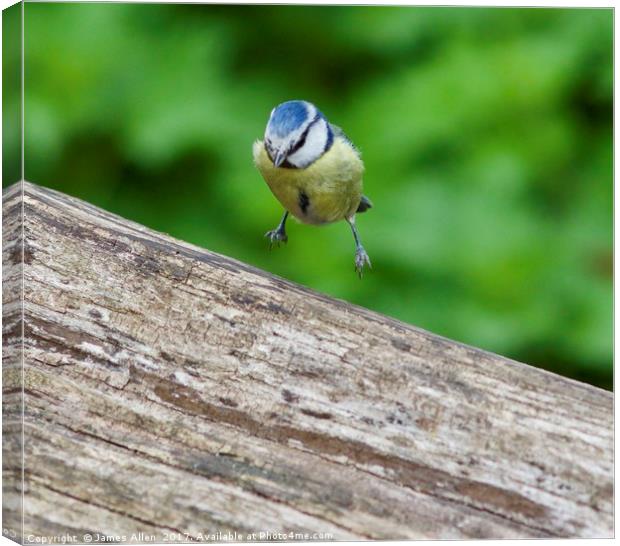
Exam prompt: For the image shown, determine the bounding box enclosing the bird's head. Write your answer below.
[264,100,333,169]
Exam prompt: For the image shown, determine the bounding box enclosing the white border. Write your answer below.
[0,2,615,546]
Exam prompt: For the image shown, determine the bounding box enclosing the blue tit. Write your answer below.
[253,100,372,277]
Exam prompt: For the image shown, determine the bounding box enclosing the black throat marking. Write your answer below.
[298,190,310,215]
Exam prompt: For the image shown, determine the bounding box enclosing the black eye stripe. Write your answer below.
[289,115,320,155]
[290,132,307,154]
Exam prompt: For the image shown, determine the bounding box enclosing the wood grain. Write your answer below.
[2,181,613,541]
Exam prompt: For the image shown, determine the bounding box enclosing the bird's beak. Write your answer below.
[273,150,287,167]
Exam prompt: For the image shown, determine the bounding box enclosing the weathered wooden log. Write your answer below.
[2,181,613,541]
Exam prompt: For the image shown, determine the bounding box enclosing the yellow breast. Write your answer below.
[253,137,364,225]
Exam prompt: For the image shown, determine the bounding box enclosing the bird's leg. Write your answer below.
[265,211,289,249]
[347,216,371,278]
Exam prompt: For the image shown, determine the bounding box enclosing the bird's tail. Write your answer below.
[357,195,373,213]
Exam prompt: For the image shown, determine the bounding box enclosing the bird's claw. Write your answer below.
[355,247,372,278]
[265,229,288,250]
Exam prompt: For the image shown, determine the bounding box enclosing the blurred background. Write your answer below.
[7,4,612,388]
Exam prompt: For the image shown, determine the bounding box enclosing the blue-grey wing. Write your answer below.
[329,123,369,212]
[329,123,360,155]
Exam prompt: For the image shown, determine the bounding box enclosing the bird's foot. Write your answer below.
[355,247,372,278]
[265,228,288,250]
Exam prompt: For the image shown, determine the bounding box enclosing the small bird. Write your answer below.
[253,100,372,276]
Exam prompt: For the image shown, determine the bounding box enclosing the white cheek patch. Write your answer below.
[287,118,329,168]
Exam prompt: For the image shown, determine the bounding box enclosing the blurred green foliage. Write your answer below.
[2,2,21,184]
[17,4,612,388]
